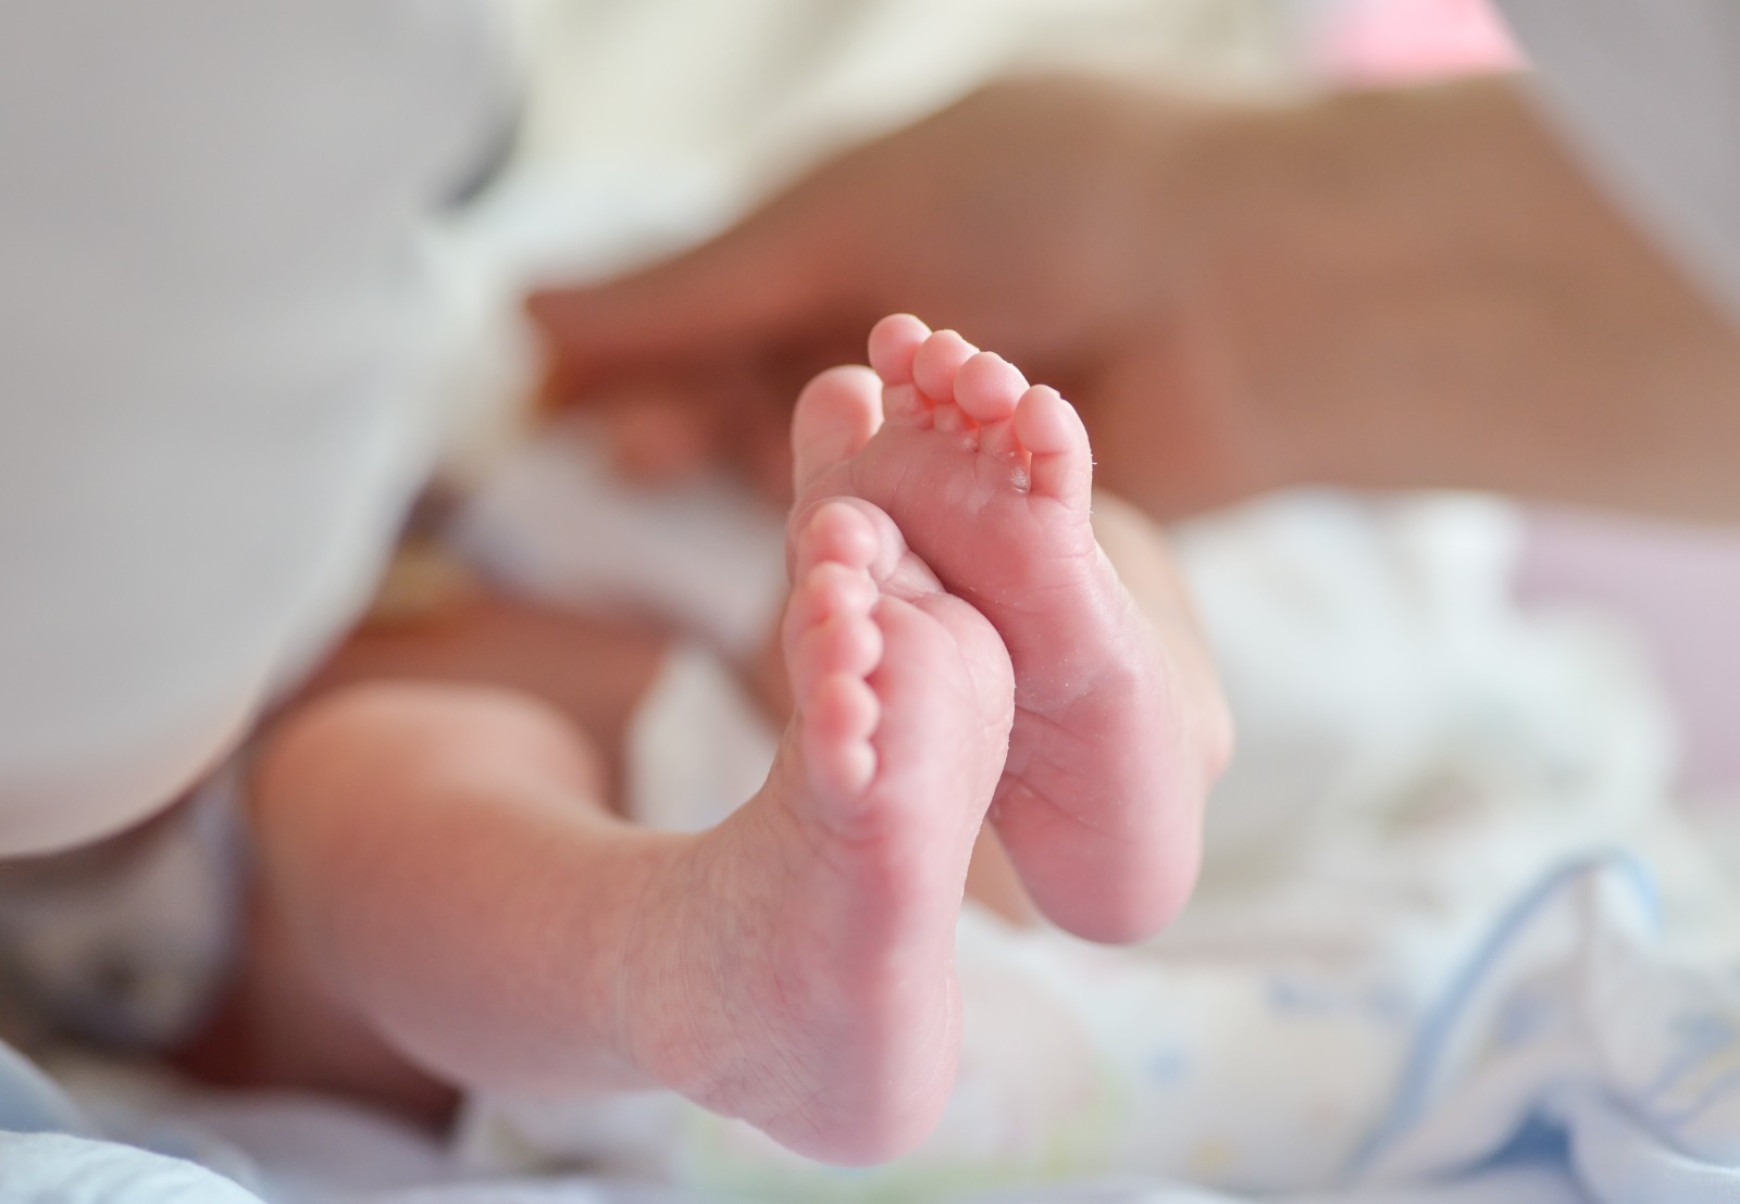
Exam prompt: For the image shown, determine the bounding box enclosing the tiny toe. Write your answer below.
[791,612,884,700]
[809,738,877,805]
[783,560,876,673]
[803,674,880,799]
[953,352,1027,424]
[792,365,884,496]
[788,497,938,610]
[1010,385,1078,455]
[787,559,876,632]
[796,500,881,575]
[912,330,978,403]
[868,314,930,386]
[1012,385,1093,503]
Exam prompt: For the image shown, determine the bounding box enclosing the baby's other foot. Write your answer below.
[791,317,1228,943]
[635,498,1013,1163]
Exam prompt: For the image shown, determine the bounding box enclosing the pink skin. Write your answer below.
[251,494,1013,1167]
[652,498,1016,1160]
[251,314,1214,1160]
[792,315,1214,942]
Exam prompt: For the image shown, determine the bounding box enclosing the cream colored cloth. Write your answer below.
[0,3,509,854]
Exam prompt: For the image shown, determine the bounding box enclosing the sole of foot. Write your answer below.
[631,497,1014,1164]
[788,315,1221,943]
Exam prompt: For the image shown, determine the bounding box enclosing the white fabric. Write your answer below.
[454,423,789,663]
[623,645,781,833]
[97,404,1591,1190]
[1495,0,1740,319]
[439,461,1740,1201]
[450,457,1705,1199]
[0,3,507,855]
[17,467,1705,1197]
[0,1133,262,1204]
[90,412,1667,1202]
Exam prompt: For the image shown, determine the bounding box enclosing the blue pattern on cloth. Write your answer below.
[6,860,1740,1204]
[453,851,1740,1204]
[1347,852,1740,1204]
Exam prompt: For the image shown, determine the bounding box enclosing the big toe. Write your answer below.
[867,313,930,385]
[792,365,884,497]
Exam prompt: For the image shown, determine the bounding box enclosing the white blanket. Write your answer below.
[21,463,1740,1204]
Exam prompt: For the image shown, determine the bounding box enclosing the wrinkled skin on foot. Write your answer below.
[789,316,1227,943]
[624,497,1014,1164]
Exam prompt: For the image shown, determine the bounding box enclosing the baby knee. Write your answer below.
[254,681,605,817]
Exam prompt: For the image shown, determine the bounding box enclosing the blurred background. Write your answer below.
[461,0,1739,806]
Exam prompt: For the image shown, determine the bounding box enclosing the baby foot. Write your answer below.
[632,498,1014,1163]
[791,317,1221,943]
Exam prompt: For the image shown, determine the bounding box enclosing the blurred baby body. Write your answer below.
[206,319,1228,1168]
[4,339,1679,1197]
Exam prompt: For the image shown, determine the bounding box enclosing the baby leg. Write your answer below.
[248,498,1014,1164]
[248,682,663,1096]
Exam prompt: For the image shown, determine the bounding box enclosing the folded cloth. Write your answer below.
[0,1133,261,1204]
[453,430,1740,1202]
[0,1037,263,1203]
[20,428,1737,1204]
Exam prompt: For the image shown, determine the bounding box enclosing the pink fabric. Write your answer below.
[1313,0,1519,83]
